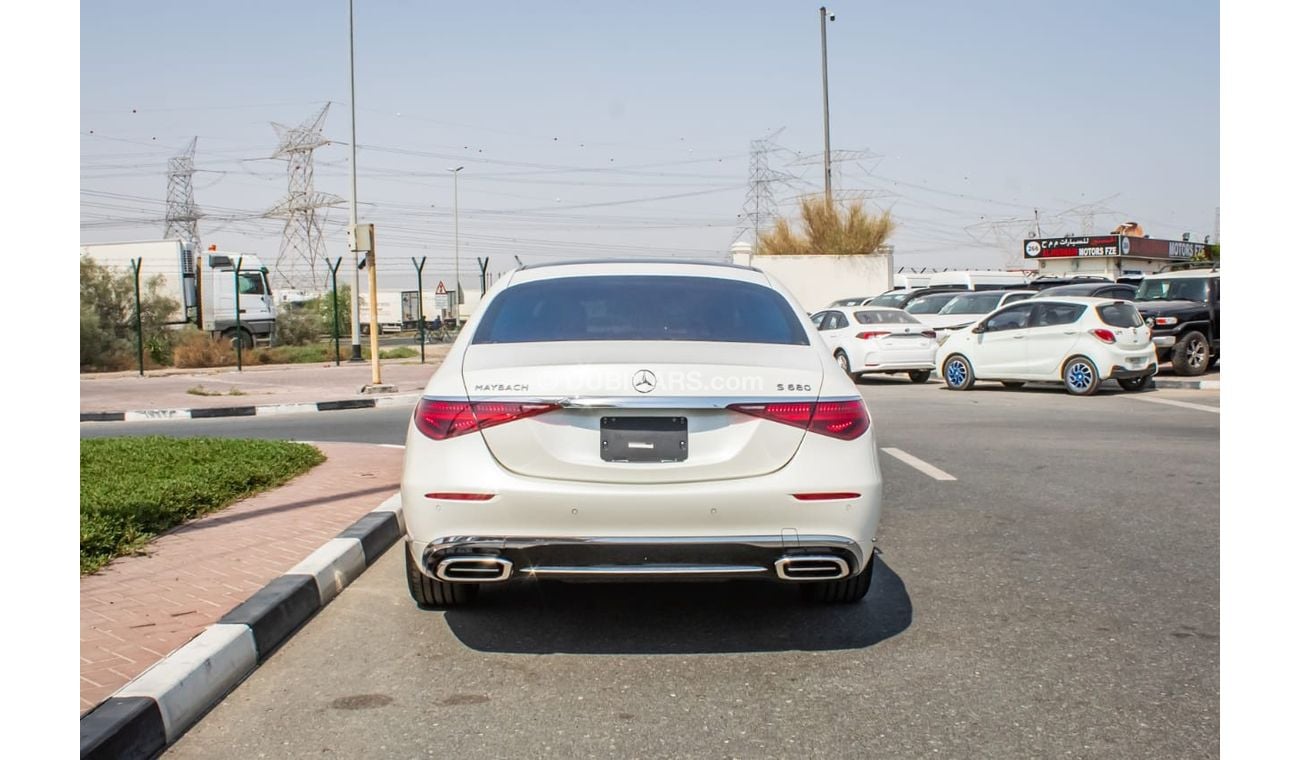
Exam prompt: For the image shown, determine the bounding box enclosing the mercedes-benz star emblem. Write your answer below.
[632,369,657,393]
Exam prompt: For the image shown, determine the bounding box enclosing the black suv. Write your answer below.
[1133,270,1220,375]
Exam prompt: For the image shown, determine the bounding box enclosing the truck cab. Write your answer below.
[201,251,276,346]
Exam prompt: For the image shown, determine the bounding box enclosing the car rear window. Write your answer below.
[1097,302,1145,327]
[937,293,1003,315]
[869,292,909,309]
[904,293,960,314]
[472,275,810,345]
[854,310,919,325]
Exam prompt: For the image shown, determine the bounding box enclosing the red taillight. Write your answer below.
[856,331,889,340]
[921,330,937,339]
[792,492,862,501]
[727,398,869,440]
[413,398,559,440]
[425,492,495,501]
[1090,328,1117,344]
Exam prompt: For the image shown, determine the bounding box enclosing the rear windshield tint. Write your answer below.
[472,275,810,345]
[1097,302,1145,327]
[854,310,918,325]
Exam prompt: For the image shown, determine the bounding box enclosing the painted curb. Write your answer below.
[80,392,422,423]
[79,498,404,759]
[1150,377,1220,390]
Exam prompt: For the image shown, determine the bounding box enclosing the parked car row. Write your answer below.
[828,267,1219,377]
[811,296,1163,395]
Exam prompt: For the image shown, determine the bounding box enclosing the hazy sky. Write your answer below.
[81,1,1219,291]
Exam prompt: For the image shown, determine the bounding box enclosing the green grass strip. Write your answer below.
[80,437,325,575]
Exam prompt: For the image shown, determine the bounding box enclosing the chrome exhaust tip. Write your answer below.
[435,556,513,583]
[775,555,850,581]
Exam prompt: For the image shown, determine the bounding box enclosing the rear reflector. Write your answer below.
[727,398,869,440]
[792,492,861,501]
[425,492,496,501]
[414,398,560,440]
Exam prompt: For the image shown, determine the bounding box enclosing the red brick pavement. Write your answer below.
[79,442,404,714]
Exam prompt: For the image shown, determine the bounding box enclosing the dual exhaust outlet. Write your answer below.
[433,554,850,583]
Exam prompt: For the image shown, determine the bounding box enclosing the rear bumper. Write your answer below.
[1107,361,1158,380]
[410,534,867,583]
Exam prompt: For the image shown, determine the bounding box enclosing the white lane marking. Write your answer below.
[882,447,957,481]
[1129,396,1220,414]
[378,443,406,449]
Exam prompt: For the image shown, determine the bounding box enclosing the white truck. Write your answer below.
[359,290,424,334]
[80,239,277,346]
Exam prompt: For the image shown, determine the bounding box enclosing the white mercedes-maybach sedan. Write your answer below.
[401,260,883,607]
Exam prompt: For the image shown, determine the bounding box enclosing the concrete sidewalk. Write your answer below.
[79,442,404,715]
[80,348,449,416]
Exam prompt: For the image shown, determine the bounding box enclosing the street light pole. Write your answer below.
[449,166,464,320]
[347,0,363,361]
[820,7,835,209]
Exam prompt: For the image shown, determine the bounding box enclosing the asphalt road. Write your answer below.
[88,381,1219,758]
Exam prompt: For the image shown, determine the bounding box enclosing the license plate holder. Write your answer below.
[601,417,688,463]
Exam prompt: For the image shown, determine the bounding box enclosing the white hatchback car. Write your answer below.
[810,306,937,383]
[401,260,883,607]
[937,297,1157,395]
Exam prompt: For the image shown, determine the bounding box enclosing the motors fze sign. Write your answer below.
[1024,235,1202,260]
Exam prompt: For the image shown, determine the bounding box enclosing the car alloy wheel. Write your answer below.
[1063,357,1100,396]
[943,355,973,390]
[835,351,850,374]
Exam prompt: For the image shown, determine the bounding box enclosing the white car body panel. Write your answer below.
[938,297,1157,385]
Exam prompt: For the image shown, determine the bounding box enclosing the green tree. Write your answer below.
[80,256,180,370]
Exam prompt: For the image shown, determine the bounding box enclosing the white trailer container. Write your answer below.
[80,239,276,346]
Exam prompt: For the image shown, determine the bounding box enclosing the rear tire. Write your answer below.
[907,369,931,384]
[1118,375,1152,391]
[1062,356,1101,396]
[406,548,479,608]
[943,355,975,390]
[802,552,875,603]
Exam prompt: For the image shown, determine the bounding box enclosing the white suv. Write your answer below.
[401,261,883,607]
[937,297,1157,395]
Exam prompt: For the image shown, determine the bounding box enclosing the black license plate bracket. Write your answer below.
[600,416,688,463]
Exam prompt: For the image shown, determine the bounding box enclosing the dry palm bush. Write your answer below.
[759,198,896,255]
[172,328,235,368]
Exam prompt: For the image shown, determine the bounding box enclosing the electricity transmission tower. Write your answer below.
[164,137,202,250]
[266,104,343,289]
[738,130,795,254]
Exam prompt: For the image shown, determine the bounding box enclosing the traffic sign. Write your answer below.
[435,281,447,295]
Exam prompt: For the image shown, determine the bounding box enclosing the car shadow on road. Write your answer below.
[442,556,911,655]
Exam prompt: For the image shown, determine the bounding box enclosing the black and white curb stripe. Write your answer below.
[1150,377,1219,391]
[79,495,405,760]
[80,394,420,423]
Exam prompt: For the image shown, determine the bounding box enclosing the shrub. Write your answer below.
[172,328,234,368]
[80,255,180,371]
[759,198,896,256]
[275,306,325,346]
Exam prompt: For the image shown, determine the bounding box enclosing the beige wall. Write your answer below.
[732,252,895,312]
